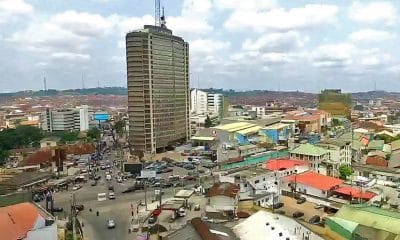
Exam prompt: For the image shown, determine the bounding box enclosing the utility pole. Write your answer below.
[144,183,148,211]
[71,193,77,240]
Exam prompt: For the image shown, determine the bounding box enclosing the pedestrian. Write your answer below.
[131,211,134,216]
[96,211,99,216]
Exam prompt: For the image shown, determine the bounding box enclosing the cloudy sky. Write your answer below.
[1,0,400,93]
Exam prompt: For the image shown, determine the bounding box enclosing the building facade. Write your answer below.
[190,89,224,117]
[126,25,190,153]
[41,108,79,132]
[79,105,89,132]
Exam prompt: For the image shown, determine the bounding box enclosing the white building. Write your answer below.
[190,89,223,117]
[78,105,89,131]
[251,106,266,119]
[41,107,88,132]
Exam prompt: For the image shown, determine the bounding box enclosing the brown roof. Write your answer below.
[0,202,41,240]
[207,182,239,198]
[191,218,219,240]
[25,150,53,166]
[366,156,388,167]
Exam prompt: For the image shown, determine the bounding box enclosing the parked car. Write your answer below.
[162,168,173,173]
[292,211,304,218]
[107,219,116,229]
[109,192,115,200]
[32,194,43,202]
[309,215,321,224]
[194,204,200,211]
[148,216,157,224]
[162,182,173,188]
[314,204,324,209]
[183,175,195,181]
[72,185,81,191]
[122,187,136,193]
[296,197,306,204]
[273,202,284,209]
[52,207,64,212]
[108,184,114,191]
[94,175,101,180]
[90,180,97,186]
[75,204,84,212]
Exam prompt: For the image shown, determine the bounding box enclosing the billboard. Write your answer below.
[141,170,156,178]
[123,163,143,174]
[93,113,110,121]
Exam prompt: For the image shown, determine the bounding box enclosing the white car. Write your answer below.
[109,192,115,200]
[107,219,116,229]
[72,185,81,191]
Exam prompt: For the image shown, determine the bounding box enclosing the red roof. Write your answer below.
[334,186,377,200]
[263,159,307,171]
[0,203,41,240]
[284,171,343,190]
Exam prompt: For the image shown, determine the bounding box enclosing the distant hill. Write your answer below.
[0,87,127,97]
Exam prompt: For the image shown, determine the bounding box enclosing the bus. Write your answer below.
[97,193,107,201]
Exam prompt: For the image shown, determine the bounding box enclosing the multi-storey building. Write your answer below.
[126,25,190,153]
[191,89,224,117]
[41,106,89,132]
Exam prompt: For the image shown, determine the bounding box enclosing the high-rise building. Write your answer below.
[318,89,352,119]
[79,105,89,132]
[126,25,190,154]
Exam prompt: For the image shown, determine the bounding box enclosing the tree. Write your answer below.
[339,164,353,179]
[204,115,212,128]
[87,127,101,140]
[0,150,9,166]
[133,150,144,163]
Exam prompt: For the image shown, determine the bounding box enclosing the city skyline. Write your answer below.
[1,0,400,92]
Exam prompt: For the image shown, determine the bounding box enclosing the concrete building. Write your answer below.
[251,106,266,119]
[41,108,80,132]
[290,143,330,174]
[0,202,57,240]
[191,89,224,117]
[316,140,352,177]
[126,24,190,153]
[79,105,89,132]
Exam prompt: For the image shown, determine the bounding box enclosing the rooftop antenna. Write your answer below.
[43,75,47,91]
[155,0,160,26]
[161,6,166,28]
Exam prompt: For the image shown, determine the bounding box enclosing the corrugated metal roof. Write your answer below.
[236,126,262,135]
[262,123,290,130]
[290,143,328,156]
[334,205,400,234]
[214,122,255,132]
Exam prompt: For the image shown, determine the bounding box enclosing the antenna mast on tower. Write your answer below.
[43,75,47,91]
[155,0,160,26]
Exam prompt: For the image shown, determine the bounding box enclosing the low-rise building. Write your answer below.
[206,182,239,220]
[316,140,351,177]
[0,202,57,240]
[290,143,330,174]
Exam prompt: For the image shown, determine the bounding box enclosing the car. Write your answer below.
[52,207,64,212]
[296,197,306,204]
[107,219,116,229]
[272,202,284,209]
[162,168,173,173]
[90,180,97,186]
[148,216,157,224]
[156,168,163,174]
[100,165,106,170]
[309,215,321,224]
[292,211,304,218]
[109,192,115,200]
[184,164,195,170]
[32,194,43,202]
[194,204,200,211]
[72,185,81,191]
[108,185,114,191]
[314,204,324,209]
[75,204,84,211]
[162,182,173,188]
[94,175,101,180]
[183,175,195,181]
[117,177,123,183]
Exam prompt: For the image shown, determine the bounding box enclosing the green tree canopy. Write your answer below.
[114,120,125,134]
[87,127,101,140]
[339,164,353,180]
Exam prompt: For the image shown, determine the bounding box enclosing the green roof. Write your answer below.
[290,143,329,156]
[334,205,400,234]
[368,140,384,151]
[328,216,358,232]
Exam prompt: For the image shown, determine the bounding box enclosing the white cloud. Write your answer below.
[349,29,395,43]
[349,1,397,25]
[8,22,89,52]
[0,0,33,23]
[167,16,213,36]
[190,38,230,55]
[50,52,91,61]
[224,4,338,32]
[111,14,153,36]
[52,10,112,37]
[312,43,391,69]
[242,31,307,52]
[215,0,277,11]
